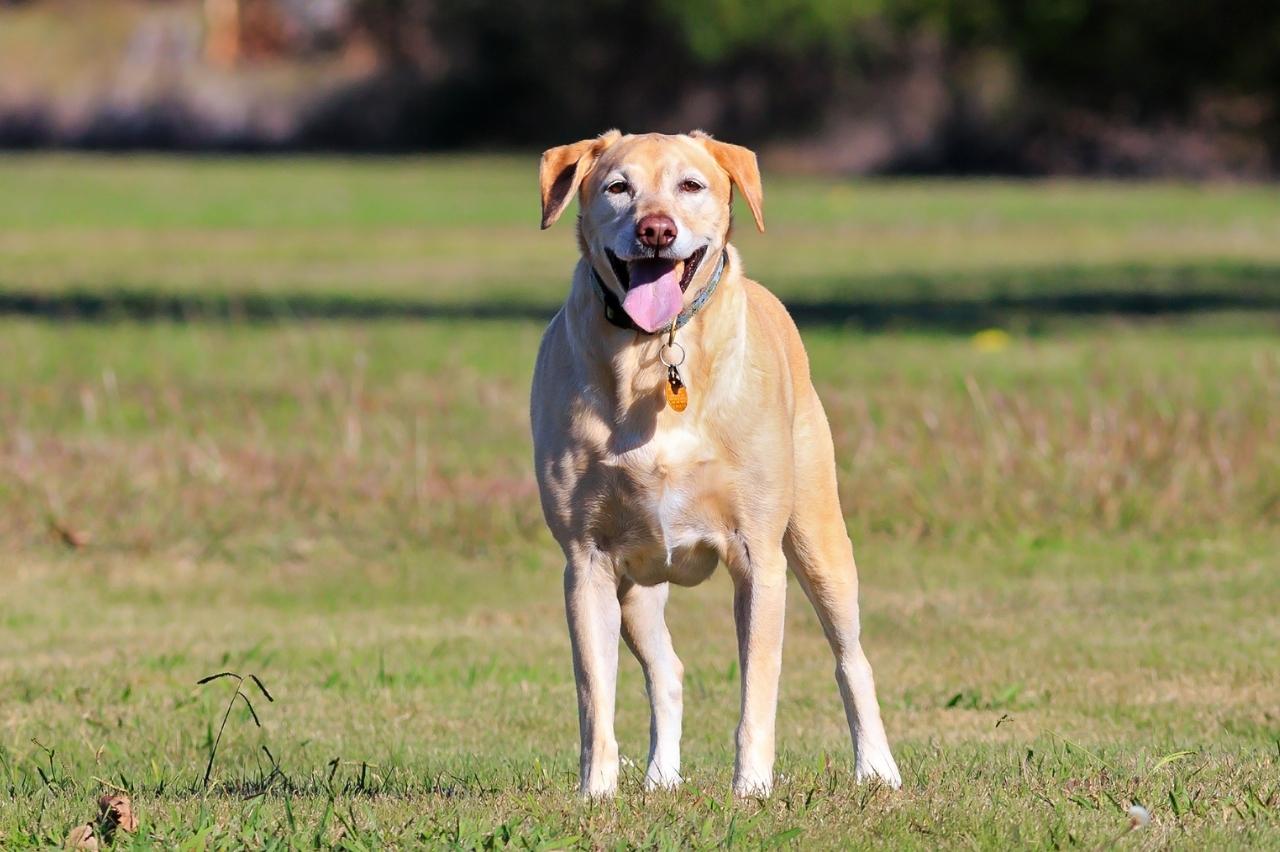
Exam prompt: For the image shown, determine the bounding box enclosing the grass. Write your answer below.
[4,156,1280,323]
[1,156,1278,848]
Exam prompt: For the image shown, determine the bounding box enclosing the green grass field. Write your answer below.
[1,156,1278,849]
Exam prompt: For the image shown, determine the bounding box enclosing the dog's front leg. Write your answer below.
[563,551,622,798]
[730,548,788,797]
[619,580,683,790]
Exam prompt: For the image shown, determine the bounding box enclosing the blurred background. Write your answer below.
[2,2,1279,847]
[2,0,1279,176]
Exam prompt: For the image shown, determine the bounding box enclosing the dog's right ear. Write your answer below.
[539,130,621,229]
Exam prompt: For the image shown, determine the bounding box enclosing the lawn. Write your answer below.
[1,157,1278,849]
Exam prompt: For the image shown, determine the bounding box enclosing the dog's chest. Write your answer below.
[607,421,730,585]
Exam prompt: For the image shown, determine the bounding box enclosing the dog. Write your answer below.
[531,130,901,798]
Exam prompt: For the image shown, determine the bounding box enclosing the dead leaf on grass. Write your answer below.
[63,824,98,850]
[98,792,139,836]
[64,792,138,849]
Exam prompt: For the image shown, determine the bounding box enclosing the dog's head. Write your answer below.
[540,130,764,333]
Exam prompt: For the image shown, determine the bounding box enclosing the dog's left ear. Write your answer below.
[690,131,765,232]
[539,130,621,229]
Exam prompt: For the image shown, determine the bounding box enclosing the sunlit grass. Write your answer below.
[2,156,1280,315]
[1,157,1278,847]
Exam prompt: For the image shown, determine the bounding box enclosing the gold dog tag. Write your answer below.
[662,320,688,412]
[666,367,688,412]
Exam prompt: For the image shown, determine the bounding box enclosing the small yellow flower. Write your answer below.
[972,328,1011,352]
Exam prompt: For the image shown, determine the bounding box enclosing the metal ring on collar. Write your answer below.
[659,341,686,368]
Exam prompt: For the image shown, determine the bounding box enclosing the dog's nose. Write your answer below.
[636,214,678,249]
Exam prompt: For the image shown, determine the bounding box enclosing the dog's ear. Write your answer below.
[690,131,764,232]
[539,130,621,229]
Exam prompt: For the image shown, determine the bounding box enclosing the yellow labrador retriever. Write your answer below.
[531,130,900,798]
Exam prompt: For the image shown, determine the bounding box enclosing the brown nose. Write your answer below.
[636,214,677,249]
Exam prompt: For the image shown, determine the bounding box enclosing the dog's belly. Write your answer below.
[604,427,732,587]
[622,537,720,588]
[603,480,726,587]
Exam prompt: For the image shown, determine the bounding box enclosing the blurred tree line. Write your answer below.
[1,0,1276,174]
[338,0,1279,173]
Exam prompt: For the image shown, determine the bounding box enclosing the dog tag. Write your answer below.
[666,367,688,412]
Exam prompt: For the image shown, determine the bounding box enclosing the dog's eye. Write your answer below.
[605,180,630,195]
[678,179,705,193]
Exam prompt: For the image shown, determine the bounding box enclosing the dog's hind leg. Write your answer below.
[727,541,789,798]
[785,400,902,788]
[619,579,683,790]
[564,550,622,798]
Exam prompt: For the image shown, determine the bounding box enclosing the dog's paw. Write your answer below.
[732,771,773,799]
[579,780,618,800]
[854,748,902,789]
[643,766,682,791]
[579,766,619,800]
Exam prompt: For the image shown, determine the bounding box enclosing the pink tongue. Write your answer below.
[622,260,683,332]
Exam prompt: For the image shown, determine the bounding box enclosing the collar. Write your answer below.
[589,249,728,333]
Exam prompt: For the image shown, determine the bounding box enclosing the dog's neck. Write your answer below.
[565,245,746,425]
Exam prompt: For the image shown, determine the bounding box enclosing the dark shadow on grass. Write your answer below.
[3,263,1280,331]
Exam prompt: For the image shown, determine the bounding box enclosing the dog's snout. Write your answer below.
[636,214,678,249]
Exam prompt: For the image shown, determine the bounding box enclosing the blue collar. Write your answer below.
[590,249,727,334]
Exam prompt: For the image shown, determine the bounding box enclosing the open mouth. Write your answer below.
[606,246,707,294]
[602,246,708,332]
